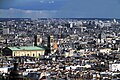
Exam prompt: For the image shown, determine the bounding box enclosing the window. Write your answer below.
[39,53,40,56]
[33,54,35,57]
[14,53,15,56]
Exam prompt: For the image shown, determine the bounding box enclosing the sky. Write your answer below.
[0,0,120,18]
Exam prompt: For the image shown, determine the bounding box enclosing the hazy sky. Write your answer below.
[0,0,120,18]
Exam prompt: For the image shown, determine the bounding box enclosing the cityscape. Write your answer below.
[1,0,120,80]
[0,18,120,80]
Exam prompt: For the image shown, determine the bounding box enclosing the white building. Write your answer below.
[3,27,9,35]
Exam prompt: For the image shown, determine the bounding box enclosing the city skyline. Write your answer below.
[0,0,120,18]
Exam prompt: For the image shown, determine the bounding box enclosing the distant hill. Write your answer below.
[0,18,31,21]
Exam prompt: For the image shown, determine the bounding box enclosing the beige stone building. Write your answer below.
[2,46,45,57]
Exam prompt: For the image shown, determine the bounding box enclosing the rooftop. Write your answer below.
[8,46,45,51]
